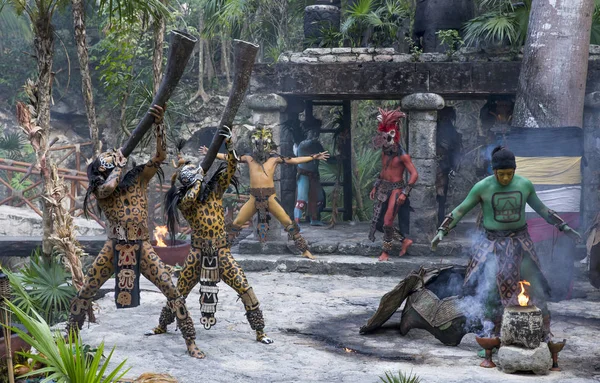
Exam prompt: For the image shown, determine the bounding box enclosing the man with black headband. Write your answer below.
[68,105,203,358]
[431,146,581,339]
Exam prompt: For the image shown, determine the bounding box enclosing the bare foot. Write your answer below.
[378,252,390,262]
[301,250,316,260]
[187,343,206,359]
[399,239,413,257]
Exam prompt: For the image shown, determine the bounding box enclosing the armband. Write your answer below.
[546,209,568,231]
[437,213,454,235]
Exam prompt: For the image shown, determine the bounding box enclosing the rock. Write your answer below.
[303,48,332,55]
[393,54,412,62]
[375,48,395,55]
[332,47,352,54]
[277,54,290,63]
[500,305,544,349]
[357,54,373,62]
[319,55,338,63]
[337,56,358,63]
[373,55,393,62]
[497,344,552,375]
[401,93,445,111]
[351,48,370,54]
[589,45,600,55]
[290,55,318,63]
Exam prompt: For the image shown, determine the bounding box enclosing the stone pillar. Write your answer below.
[246,94,288,240]
[583,92,600,230]
[282,97,305,216]
[304,1,341,48]
[401,93,444,244]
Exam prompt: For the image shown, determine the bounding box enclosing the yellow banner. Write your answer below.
[515,156,581,185]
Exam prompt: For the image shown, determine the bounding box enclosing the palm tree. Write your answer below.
[464,0,600,47]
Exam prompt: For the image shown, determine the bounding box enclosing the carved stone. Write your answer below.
[500,305,544,349]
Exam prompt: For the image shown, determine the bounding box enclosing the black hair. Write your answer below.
[491,145,516,170]
[83,157,105,218]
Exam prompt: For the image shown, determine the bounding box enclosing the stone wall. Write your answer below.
[279,45,600,64]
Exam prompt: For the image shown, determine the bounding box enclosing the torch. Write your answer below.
[0,271,14,383]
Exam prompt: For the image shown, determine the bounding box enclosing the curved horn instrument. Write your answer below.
[120,30,198,157]
[200,39,259,173]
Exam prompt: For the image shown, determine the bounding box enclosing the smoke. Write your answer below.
[455,231,500,337]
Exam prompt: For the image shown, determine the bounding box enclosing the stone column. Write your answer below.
[583,92,600,230]
[401,93,444,245]
[304,1,341,48]
[246,94,288,241]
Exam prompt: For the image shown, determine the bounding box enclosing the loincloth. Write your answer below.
[249,187,276,243]
[463,226,550,307]
[369,179,405,242]
[113,239,142,309]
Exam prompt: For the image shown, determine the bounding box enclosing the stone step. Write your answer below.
[233,254,468,278]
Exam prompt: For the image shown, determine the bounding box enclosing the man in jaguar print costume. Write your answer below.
[431,146,581,338]
[67,105,204,358]
[369,108,419,261]
[148,127,273,357]
[221,126,329,260]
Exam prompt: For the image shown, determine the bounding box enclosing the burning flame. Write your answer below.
[518,280,531,306]
[154,226,168,247]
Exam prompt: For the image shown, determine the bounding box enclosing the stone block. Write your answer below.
[497,344,552,375]
[277,54,290,63]
[393,54,412,62]
[402,93,445,111]
[408,120,437,159]
[357,54,373,62]
[375,47,395,55]
[409,210,438,243]
[351,47,370,54]
[290,55,318,63]
[337,55,358,63]
[489,55,513,62]
[303,48,332,55]
[407,185,436,210]
[246,93,287,112]
[458,47,481,55]
[411,159,437,186]
[589,44,600,55]
[319,55,338,63]
[408,110,438,121]
[374,55,393,62]
[332,47,352,54]
[419,52,447,62]
[501,306,544,349]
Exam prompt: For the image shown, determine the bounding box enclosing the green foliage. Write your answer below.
[404,36,422,61]
[6,301,129,383]
[98,0,171,25]
[0,130,28,160]
[340,0,410,47]
[6,249,76,325]
[436,29,464,57]
[379,370,421,383]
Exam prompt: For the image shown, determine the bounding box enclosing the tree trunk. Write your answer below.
[205,40,215,86]
[513,0,594,128]
[221,34,231,86]
[188,8,210,105]
[152,13,166,95]
[33,13,56,257]
[71,0,100,157]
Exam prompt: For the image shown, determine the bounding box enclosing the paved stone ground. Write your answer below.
[74,273,600,383]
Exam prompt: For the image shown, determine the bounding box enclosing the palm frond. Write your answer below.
[98,0,171,24]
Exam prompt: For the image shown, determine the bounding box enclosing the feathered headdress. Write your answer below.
[377,108,406,143]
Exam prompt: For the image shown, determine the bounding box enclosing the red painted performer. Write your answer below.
[369,108,419,261]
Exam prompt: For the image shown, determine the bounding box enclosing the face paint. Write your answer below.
[494,169,515,186]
